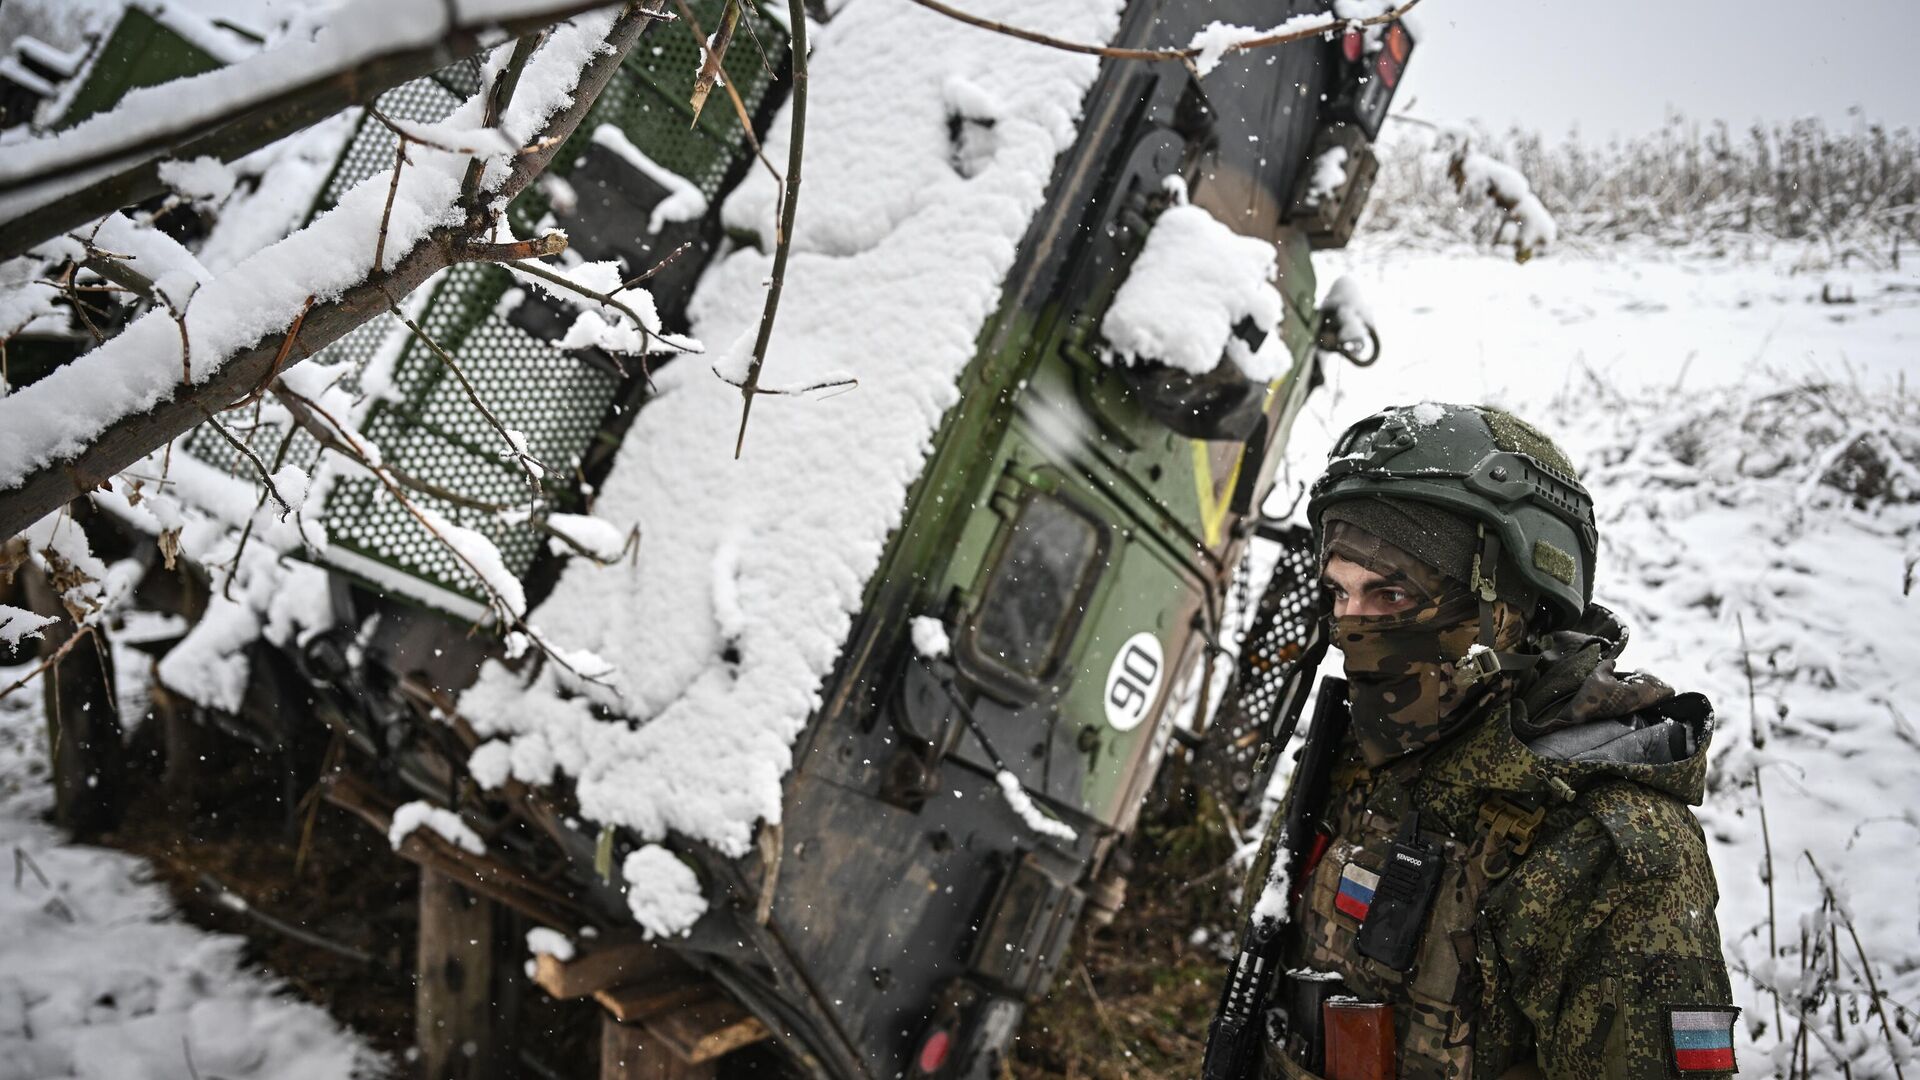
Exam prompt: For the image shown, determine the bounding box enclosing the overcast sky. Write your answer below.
[1393,0,1920,137]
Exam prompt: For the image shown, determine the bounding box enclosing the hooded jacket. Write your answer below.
[1254,605,1736,1080]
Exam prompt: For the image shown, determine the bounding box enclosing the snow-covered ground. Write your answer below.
[0,668,385,1078]
[1287,238,1920,1077]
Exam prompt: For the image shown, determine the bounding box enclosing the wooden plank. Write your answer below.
[533,939,686,1000]
[418,869,502,1080]
[643,996,772,1065]
[21,563,123,837]
[601,1013,715,1080]
[592,977,711,1024]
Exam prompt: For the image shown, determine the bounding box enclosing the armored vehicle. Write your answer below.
[2,0,1409,1076]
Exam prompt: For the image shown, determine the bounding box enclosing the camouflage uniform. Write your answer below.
[1244,404,1736,1080]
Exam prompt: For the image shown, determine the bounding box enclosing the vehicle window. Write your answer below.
[968,495,1103,682]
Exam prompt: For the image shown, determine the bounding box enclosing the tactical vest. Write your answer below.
[1266,760,1551,1080]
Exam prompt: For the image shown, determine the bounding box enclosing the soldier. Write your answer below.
[1241,402,1737,1080]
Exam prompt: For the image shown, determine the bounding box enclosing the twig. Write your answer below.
[456,233,568,262]
[619,239,696,290]
[1807,853,1907,1080]
[373,138,408,273]
[1738,612,1783,1038]
[711,366,855,397]
[508,256,706,383]
[734,0,809,458]
[383,293,552,494]
[684,0,741,126]
[462,31,544,211]
[199,411,295,517]
[221,418,304,602]
[907,0,1422,63]
[1077,960,1130,1065]
[274,391,516,513]
[13,845,51,890]
[196,872,377,965]
[229,294,315,411]
[733,0,778,79]
[0,623,94,705]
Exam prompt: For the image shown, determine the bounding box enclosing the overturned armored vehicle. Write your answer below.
[3,0,1412,1075]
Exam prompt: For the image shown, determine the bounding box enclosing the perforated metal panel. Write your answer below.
[1194,525,1324,818]
[185,4,787,611]
[316,78,468,210]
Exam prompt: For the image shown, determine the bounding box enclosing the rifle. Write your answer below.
[1201,674,1351,1080]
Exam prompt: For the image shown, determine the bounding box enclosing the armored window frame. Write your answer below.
[959,493,1107,697]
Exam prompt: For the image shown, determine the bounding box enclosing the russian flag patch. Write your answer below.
[1669,1005,1739,1073]
[1334,862,1379,922]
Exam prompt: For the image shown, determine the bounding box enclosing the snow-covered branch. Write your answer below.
[0,3,661,542]
[0,0,631,259]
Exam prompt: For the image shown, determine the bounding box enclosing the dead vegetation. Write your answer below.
[1014,776,1247,1080]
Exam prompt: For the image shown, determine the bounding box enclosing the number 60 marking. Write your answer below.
[1102,631,1165,733]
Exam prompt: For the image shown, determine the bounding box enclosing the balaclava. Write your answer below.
[1321,501,1533,767]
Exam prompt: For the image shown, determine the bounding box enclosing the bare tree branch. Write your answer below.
[903,0,1424,64]
[732,0,808,458]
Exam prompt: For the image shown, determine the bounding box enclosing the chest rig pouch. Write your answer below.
[1354,811,1444,971]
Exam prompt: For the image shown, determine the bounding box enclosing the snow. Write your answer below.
[1451,149,1556,259]
[525,926,575,961]
[621,844,706,939]
[1280,233,1920,1077]
[995,769,1078,843]
[1186,14,1334,79]
[544,512,629,561]
[460,0,1125,874]
[388,799,486,856]
[589,123,708,232]
[135,0,261,64]
[155,593,260,712]
[416,506,525,620]
[910,615,951,660]
[156,154,238,203]
[0,8,622,497]
[1318,274,1373,354]
[0,652,386,1078]
[1301,143,1348,207]
[0,604,56,648]
[1100,201,1285,377]
[1250,835,1290,927]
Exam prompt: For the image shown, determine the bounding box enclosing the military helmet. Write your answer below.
[1307,403,1597,629]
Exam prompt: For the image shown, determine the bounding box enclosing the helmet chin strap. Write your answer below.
[1459,524,1540,687]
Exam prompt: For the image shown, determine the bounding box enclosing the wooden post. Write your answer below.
[20,564,124,837]
[417,869,503,1080]
[601,1013,715,1080]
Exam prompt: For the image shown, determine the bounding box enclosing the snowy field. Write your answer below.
[3,234,1915,1075]
[0,674,385,1077]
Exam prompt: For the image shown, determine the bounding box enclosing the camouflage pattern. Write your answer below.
[1253,611,1735,1079]
[1333,596,1486,766]
[1324,521,1529,767]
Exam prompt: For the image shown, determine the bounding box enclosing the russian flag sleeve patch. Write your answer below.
[1334,862,1379,922]
[1669,1005,1739,1074]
